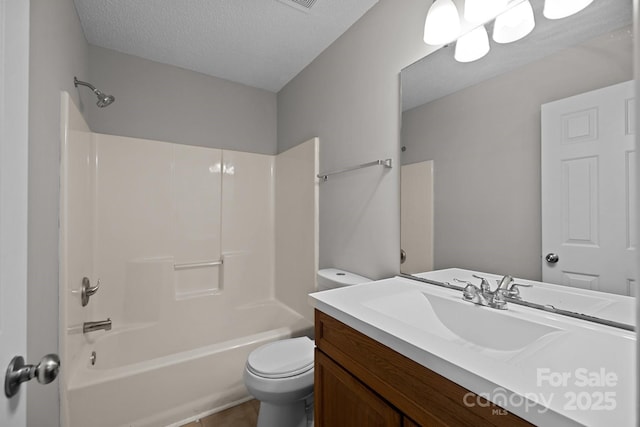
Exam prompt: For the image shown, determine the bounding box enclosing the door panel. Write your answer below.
[542,80,635,295]
[315,350,401,427]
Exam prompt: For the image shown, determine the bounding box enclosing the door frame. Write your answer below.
[0,0,30,425]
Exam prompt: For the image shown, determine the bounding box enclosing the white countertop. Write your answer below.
[309,269,636,427]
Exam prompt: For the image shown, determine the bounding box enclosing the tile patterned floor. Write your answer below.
[181,399,260,427]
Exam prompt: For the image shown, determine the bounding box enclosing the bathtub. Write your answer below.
[63,300,313,427]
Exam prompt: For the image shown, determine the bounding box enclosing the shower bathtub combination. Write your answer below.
[65,300,310,427]
[59,92,318,427]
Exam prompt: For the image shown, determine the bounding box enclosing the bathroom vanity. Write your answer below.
[309,269,636,426]
[314,310,532,426]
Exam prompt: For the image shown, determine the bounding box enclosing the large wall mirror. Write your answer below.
[400,0,634,296]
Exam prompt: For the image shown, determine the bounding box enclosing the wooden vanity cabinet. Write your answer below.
[315,350,402,426]
[314,310,534,427]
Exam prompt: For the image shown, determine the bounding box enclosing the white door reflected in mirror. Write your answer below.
[400,161,434,275]
[541,80,636,296]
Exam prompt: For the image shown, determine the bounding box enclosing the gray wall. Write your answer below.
[277,0,434,280]
[401,27,633,281]
[28,0,90,425]
[87,46,278,155]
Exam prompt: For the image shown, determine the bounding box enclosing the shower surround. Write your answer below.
[59,93,317,426]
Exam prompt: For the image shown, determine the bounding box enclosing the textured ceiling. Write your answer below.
[74,0,379,92]
[402,0,632,111]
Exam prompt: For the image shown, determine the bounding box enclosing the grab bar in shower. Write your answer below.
[173,259,223,270]
[317,158,392,182]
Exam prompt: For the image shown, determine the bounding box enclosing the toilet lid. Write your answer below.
[247,337,314,379]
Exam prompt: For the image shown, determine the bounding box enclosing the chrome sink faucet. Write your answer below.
[456,274,533,310]
[455,275,508,310]
[83,318,112,333]
[495,274,514,293]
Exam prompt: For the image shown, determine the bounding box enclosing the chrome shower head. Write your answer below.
[95,91,115,108]
[74,77,115,108]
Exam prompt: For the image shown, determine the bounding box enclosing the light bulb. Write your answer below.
[455,25,490,62]
[543,0,594,19]
[423,0,461,45]
[464,0,508,24]
[493,0,535,44]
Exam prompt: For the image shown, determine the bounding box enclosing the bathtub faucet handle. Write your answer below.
[81,277,100,307]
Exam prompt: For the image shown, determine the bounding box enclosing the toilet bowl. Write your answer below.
[244,337,315,427]
[243,268,371,427]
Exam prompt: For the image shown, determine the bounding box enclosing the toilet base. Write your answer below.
[257,394,314,427]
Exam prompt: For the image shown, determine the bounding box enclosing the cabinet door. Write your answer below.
[315,350,401,427]
[403,418,421,427]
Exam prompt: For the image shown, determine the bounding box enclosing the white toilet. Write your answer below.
[243,268,371,427]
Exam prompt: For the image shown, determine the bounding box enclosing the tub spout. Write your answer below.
[83,318,112,333]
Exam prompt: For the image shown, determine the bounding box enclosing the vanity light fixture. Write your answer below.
[543,0,594,19]
[492,0,535,44]
[454,25,490,62]
[423,0,461,45]
[424,0,592,63]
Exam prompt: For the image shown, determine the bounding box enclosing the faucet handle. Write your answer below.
[454,278,474,287]
[506,283,532,299]
[81,277,101,307]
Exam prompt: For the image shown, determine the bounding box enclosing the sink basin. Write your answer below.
[424,293,563,351]
[363,289,563,352]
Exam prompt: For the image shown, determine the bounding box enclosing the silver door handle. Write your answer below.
[545,253,559,264]
[4,354,60,398]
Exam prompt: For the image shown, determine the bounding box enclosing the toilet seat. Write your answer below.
[247,337,314,379]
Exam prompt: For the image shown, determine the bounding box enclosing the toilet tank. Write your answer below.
[316,268,371,291]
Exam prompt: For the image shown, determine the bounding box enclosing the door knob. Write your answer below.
[4,353,60,398]
[545,253,559,264]
[400,249,407,264]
